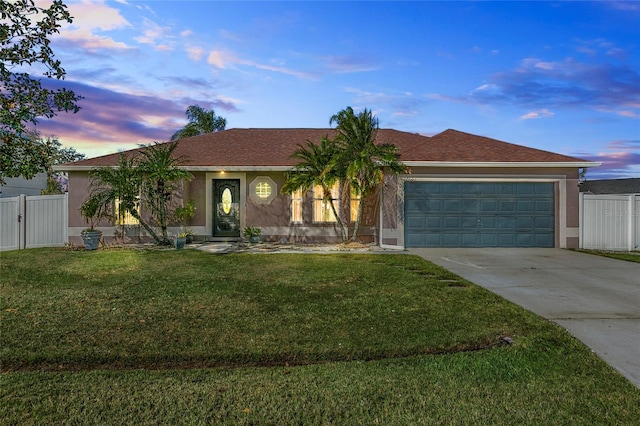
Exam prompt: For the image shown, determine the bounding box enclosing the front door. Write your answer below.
[213,179,241,237]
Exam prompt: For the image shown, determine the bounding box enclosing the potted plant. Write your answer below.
[174,200,195,242]
[243,226,262,244]
[175,231,189,250]
[181,227,194,244]
[79,196,109,250]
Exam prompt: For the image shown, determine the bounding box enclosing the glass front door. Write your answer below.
[213,179,240,237]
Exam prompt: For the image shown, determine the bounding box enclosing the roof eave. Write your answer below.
[54,161,603,172]
[402,161,602,168]
[53,165,295,172]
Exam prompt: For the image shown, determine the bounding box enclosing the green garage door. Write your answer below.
[405,182,555,248]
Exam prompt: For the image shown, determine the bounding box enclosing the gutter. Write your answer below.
[54,161,602,173]
[402,161,602,168]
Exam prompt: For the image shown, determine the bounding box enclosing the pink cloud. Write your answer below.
[520,109,554,120]
[34,80,240,159]
[574,139,640,178]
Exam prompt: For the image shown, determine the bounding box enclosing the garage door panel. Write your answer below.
[480,217,496,229]
[461,217,478,229]
[535,216,554,229]
[407,233,426,247]
[461,199,478,213]
[406,215,425,230]
[425,217,442,229]
[460,233,478,247]
[517,234,535,246]
[499,201,516,213]
[442,217,460,229]
[405,182,555,248]
[461,184,480,195]
[498,217,516,229]
[517,183,536,194]
[497,234,516,247]
[406,199,427,213]
[498,184,516,195]
[517,217,534,229]
[480,233,498,246]
[443,200,461,212]
[535,200,553,212]
[517,200,534,212]
[535,184,554,195]
[535,234,554,246]
[481,200,497,213]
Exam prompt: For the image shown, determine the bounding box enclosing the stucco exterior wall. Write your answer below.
[65,165,581,248]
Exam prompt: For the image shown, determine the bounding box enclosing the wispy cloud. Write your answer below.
[575,139,640,178]
[324,55,379,73]
[206,49,317,80]
[134,17,175,51]
[434,57,640,118]
[207,50,238,69]
[344,87,428,119]
[520,109,554,120]
[56,29,133,51]
[574,38,628,60]
[608,1,640,12]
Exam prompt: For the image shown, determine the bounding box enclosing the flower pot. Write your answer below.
[249,235,261,244]
[185,234,193,244]
[176,237,186,250]
[81,230,102,250]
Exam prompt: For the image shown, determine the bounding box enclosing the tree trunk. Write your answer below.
[350,191,365,242]
[157,179,171,244]
[129,209,162,245]
[324,184,348,242]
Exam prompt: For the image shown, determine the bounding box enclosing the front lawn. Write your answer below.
[575,249,640,263]
[2,248,638,424]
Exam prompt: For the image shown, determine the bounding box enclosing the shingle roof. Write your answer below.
[579,178,640,194]
[421,129,586,163]
[58,128,592,169]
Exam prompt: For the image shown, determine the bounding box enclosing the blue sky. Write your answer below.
[33,0,639,178]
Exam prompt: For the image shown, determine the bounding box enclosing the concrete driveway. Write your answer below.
[408,248,640,388]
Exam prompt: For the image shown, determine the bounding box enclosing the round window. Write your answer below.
[255,181,272,199]
[249,176,277,204]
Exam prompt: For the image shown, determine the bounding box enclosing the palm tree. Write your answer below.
[138,141,193,245]
[82,142,192,246]
[83,153,163,244]
[282,137,349,242]
[170,105,226,140]
[330,107,408,241]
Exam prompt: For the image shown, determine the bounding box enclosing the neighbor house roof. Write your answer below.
[579,178,640,194]
[55,128,599,171]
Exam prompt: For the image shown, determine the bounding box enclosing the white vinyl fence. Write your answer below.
[580,193,639,251]
[0,194,68,251]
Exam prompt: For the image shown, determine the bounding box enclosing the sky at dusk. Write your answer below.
[29,0,640,179]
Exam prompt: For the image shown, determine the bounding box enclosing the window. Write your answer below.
[249,176,277,204]
[350,187,361,223]
[313,183,339,223]
[291,189,303,223]
[255,181,272,199]
[114,198,139,225]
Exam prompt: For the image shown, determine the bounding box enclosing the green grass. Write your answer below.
[575,249,640,263]
[2,248,639,425]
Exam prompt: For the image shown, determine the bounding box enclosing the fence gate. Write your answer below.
[580,193,639,251]
[0,194,68,251]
